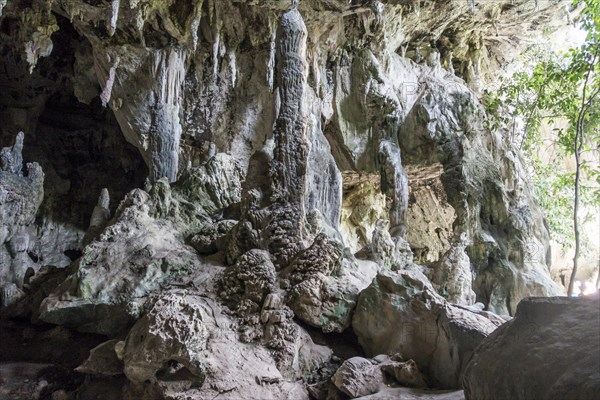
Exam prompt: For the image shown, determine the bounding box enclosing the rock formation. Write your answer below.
[0,0,591,399]
[353,268,505,389]
[463,295,600,400]
[0,133,44,307]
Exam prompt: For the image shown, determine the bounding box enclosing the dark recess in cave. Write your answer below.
[0,13,148,231]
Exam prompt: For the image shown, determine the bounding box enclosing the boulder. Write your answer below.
[352,269,502,388]
[381,358,428,389]
[330,354,429,399]
[76,339,124,377]
[331,357,383,398]
[463,295,600,400]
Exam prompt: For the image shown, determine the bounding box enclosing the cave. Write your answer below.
[0,1,598,400]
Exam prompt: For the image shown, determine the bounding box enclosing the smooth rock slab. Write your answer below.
[463,295,600,400]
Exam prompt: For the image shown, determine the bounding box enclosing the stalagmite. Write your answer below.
[0,131,24,176]
[267,6,309,268]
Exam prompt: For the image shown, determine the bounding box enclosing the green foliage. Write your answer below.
[485,0,600,249]
[531,159,575,247]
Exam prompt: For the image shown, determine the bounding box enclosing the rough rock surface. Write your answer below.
[328,354,429,399]
[353,268,503,389]
[0,0,586,399]
[432,233,476,306]
[38,186,208,335]
[287,256,378,333]
[122,289,325,400]
[332,356,384,398]
[0,133,44,307]
[463,295,600,400]
[1,0,568,315]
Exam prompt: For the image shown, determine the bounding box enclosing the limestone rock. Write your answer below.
[397,77,564,314]
[0,1,580,398]
[76,339,124,377]
[352,269,502,388]
[332,357,383,398]
[189,219,237,255]
[122,289,315,400]
[339,172,387,253]
[122,291,216,388]
[0,131,24,175]
[369,219,414,270]
[463,295,600,400]
[219,249,276,308]
[405,163,455,264]
[287,257,378,333]
[175,153,244,217]
[0,133,44,307]
[432,233,476,306]
[380,358,428,389]
[38,189,206,335]
[82,188,111,246]
[330,355,428,398]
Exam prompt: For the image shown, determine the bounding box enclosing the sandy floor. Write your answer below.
[359,386,465,400]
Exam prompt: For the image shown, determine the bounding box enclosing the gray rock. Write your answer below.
[287,256,378,333]
[220,249,276,308]
[83,188,111,245]
[380,358,428,389]
[189,219,237,255]
[122,289,318,400]
[332,357,383,398]
[432,233,476,306]
[76,339,124,377]
[353,269,502,389]
[38,188,206,335]
[0,133,44,307]
[463,295,600,400]
[0,131,24,175]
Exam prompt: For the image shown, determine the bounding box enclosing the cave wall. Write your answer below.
[0,1,582,397]
[0,0,569,315]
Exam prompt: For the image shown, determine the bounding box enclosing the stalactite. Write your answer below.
[100,55,120,107]
[0,0,7,17]
[372,1,384,23]
[149,48,186,182]
[267,22,277,92]
[190,0,204,51]
[108,0,120,36]
[211,1,222,81]
[378,140,408,238]
[229,51,237,86]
